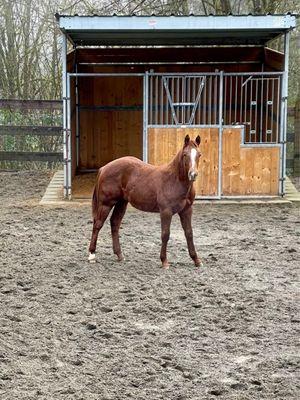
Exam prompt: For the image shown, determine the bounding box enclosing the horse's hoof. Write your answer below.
[117,255,124,262]
[88,253,96,263]
[195,259,203,268]
[162,262,169,269]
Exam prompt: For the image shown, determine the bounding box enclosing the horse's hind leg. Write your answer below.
[88,204,113,263]
[110,199,128,261]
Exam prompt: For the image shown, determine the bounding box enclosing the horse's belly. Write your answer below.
[130,199,159,213]
[124,185,159,213]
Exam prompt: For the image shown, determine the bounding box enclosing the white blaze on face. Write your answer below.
[190,148,197,170]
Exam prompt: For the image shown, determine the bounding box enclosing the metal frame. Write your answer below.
[66,75,72,199]
[63,68,288,199]
[61,33,69,198]
[145,71,286,199]
[62,48,291,201]
[75,49,80,169]
[143,72,149,162]
[223,72,283,144]
[218,71,223,199]
[280,32,290,196]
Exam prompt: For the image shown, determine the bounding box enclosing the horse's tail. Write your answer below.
[92,168,102,219]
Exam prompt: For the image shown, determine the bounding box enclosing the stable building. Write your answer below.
[56,13,296,199]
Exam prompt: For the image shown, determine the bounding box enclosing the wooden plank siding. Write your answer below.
[72,47,265,65]
[222,128,279,195]
[78,75,143,169]
[147,127,219,196]
[264,48,284,71]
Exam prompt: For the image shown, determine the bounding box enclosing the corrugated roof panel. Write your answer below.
[56,14,297,46]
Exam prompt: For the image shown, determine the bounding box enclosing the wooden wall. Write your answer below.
[78,76,143,170]
[264,47,284,71]
[148,128,219,196]
[222,128,279,195]
[147,127,280,196]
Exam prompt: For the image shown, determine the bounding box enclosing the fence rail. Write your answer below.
[0,99,63,164]
[0,125,62,136]
[0,151,63,162]
[0,99,62,110]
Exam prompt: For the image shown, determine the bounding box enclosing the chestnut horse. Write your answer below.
[88,134,202,269]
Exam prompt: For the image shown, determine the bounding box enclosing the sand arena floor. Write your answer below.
[0,170,299,399]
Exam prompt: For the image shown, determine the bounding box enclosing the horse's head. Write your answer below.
[182,134,201,182]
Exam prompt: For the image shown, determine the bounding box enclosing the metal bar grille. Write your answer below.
[147,72,282,144]
[223,73,282,143]
[148,74,218,126]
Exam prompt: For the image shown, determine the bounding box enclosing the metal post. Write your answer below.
[280,31,290,196]
[143,72,149,162]
[218,71,224,199]
[75,50,80,169]
[61,33,68,198]
[67,74,72,199]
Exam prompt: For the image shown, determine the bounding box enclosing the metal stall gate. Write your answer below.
[144,71,284,198]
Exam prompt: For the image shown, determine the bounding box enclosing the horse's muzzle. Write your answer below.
[188,171,198,181]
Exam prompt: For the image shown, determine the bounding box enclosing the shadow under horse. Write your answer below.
[88,134,202,269]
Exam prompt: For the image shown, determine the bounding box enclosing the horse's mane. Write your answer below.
[169,148,186,181]
[169,141,198,181]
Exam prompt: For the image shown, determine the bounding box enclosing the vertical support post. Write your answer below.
[75,48,80,170]
[280,31,290,196]
[143,72,149,162]
[67,74,72,199]
[218,71,224,199]
[61,32,68,198]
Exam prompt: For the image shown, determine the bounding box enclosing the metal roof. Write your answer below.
[56,14,297,46]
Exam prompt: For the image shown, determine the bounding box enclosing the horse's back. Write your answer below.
[94,157,151,199]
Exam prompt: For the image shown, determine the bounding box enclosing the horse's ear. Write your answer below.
[184,135,190,147]
[195,135,201,146]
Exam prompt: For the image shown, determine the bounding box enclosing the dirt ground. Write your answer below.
[0,170,299,400]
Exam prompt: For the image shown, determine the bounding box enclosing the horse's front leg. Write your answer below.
[160,209,173,269]
[179,206,202,267]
